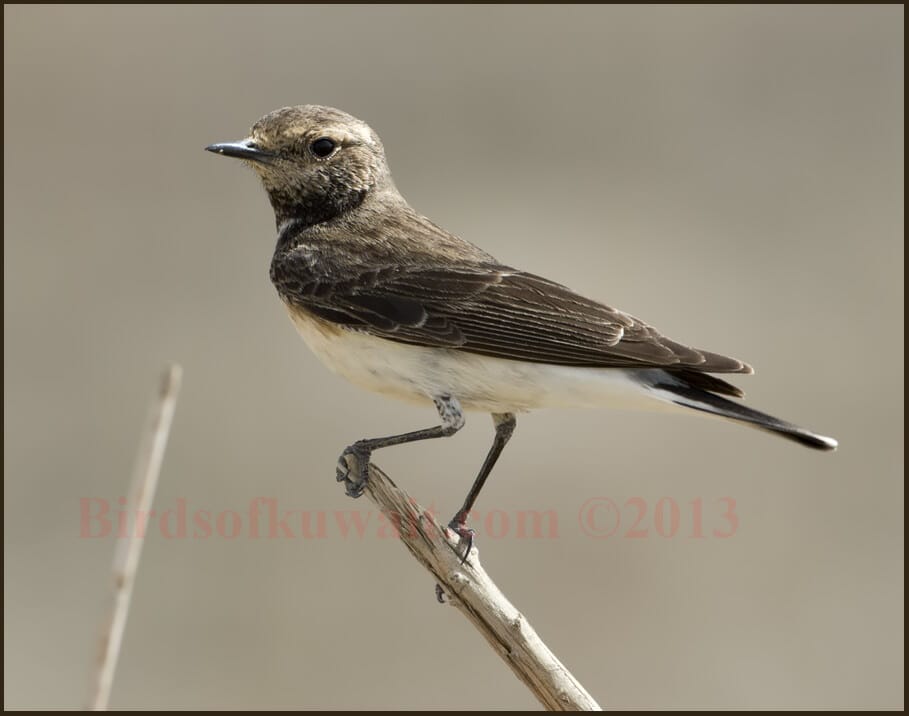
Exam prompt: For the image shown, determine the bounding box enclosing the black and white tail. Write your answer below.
[646,370,838,451]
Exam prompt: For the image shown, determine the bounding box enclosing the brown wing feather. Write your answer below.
[271,251,752,374]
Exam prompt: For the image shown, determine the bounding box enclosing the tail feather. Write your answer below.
[648,372,838,451]
[668,368,746,398]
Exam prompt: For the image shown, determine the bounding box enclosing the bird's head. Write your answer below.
[207,105,392,227]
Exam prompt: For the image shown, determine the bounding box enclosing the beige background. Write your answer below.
[4,5,903,710]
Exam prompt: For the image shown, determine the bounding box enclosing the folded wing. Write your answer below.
[272,253,752,392]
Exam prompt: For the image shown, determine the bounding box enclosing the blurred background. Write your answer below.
[4,5,903,710]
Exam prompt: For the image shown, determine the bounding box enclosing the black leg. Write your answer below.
[336,395,464,497]
[449,412,516,563]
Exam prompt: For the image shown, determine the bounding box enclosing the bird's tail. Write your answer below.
[643,370,838,451]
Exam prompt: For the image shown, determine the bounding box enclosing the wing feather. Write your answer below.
[271,252,751,373]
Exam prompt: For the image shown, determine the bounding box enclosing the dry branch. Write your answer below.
[356,462,603,711]
[88,364,183,710]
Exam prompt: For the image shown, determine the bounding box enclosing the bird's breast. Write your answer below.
[283,302,433,405]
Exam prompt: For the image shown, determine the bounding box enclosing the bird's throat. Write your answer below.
[269,187,369,234]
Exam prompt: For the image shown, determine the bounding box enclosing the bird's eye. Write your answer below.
[310,138,336,158]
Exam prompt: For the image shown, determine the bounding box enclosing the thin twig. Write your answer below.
[357,462,603,711]
[88,364,183,711]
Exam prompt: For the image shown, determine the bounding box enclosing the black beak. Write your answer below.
[205,139,275,164]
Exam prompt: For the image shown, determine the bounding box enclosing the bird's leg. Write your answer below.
[336,395,464,498]
[448,412,517,563]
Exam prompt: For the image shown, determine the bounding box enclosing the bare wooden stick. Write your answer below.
[88,364,183,711]
[357,462,603,711]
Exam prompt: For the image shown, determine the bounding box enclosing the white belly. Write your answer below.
[287,308,676,414]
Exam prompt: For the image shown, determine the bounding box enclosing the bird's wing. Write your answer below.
[271,253,751,374]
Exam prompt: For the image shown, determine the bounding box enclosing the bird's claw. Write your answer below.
[448,516,476,565]
[336,443,371,498]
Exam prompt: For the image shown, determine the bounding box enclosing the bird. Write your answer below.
[206,104,837,557]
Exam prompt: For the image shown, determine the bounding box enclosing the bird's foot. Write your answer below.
[447,511,476,565]
[336,442,372,498]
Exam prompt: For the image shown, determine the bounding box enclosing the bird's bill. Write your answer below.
[205,139,274,164]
